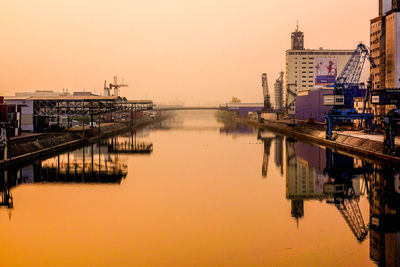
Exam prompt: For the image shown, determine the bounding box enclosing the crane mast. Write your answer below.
[104,76,128,96]
[262,73,272,110]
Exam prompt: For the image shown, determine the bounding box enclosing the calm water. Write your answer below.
[0,111,398,266]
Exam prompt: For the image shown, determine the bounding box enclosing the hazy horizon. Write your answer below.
[0,0,377,105]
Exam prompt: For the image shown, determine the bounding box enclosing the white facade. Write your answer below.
[285,49,353,115]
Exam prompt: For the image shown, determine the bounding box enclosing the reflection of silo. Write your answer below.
[274,72,284,110]
[286,139,297,199]
[274,135,284,175]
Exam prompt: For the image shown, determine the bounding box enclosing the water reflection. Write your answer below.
[2,113,400,266]
[0,132,153,212]
[369,166,400,266]
[280,134,400,265]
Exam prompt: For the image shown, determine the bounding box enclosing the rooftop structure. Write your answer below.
[291,22,304,50]
[15,90,71,97]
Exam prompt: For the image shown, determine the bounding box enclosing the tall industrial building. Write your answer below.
[371,0,400,116]
[285,26,353,115]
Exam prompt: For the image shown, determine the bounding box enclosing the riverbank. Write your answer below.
[237,115,400,164]
[1,116,166,168]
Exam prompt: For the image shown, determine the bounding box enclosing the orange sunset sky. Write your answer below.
[0,0,377,105]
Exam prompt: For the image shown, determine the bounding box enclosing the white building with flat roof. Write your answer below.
[285,48,353,115]
[285,25,353,115]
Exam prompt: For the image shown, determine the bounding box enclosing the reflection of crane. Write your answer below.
[257,130,275,178]
[324,148,370,242]
[332,185,369,242]
[103,76,128,96]
[274,135,284,175]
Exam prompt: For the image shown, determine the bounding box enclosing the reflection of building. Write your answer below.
[274,135,284,175]
[285,138,400,262]
[286,141,330,201]
[286,141,361,221]
[369,166,400,266]
[285,25,353,115]
[258,130,285,178]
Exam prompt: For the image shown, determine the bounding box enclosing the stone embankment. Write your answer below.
[242,117,400,164]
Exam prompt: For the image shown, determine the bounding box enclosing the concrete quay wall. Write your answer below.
[241,118,400,164]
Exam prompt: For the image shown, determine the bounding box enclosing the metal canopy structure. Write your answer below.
[30,96,153,117]
[6,96,153,117]
[5,95,153,131]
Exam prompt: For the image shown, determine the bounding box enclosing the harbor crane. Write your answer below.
[324,43,375,140]
[104,76,128,96]
[262,73,272,110]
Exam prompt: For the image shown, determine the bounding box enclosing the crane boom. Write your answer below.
[324,43,375,140]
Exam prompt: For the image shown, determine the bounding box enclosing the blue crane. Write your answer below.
[325,43,376,140]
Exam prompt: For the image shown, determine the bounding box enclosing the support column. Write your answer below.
[82,101,85,137]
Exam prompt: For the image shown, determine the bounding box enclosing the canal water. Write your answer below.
[0,111,398,266]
